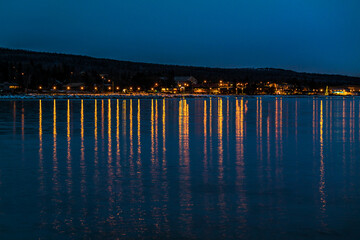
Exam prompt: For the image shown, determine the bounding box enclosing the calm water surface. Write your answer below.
[1,96,360,239]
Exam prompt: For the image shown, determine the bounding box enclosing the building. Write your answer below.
[174,76,198,93]
[0,82,20,93]
[330,87,352,96]
[347,86,360,94]
[174,76,198,86]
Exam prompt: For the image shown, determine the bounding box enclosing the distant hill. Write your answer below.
[0,47,359,90]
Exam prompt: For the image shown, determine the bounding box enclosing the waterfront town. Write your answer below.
[1,48,360,97]
[1,74,359,96]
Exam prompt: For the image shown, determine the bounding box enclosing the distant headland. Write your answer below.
[1,48,359,96]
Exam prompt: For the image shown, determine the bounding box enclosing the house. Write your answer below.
[174,76,198,86]
[174,76,198,93]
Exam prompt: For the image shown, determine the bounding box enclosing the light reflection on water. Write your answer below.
[1,97,360,239]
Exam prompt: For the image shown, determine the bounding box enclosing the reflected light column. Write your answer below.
[217,98,226,225]
[257,98,263,161]
[161,98,169,230]
[178,99,192,233]
[137,99,141,165]
[203,100,208,183]
[39,100,44,191]
[155,100,159,162]
[53,99,59,192]
[67,100,72,194]
[218,98,224,180]
[94,99,100,196]
[80,100,86,202]
[107,99,114,220]
[129,99,133,158]
[108,99,112,164]
[95,100,98,165]
[122,100,127,156]
[151,99,155,163]
[235,98,247,226]
[101,100,105,152]
[116,99,120,172]
[319,100,327,223]
[129,99,135,175]
[81,100,84,159]
[162,99,166,165]
[39,100,43,160]
[101,100,105,139]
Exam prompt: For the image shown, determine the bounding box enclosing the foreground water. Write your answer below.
[1,96,360,239]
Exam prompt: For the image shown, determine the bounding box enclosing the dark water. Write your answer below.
[1,97,360,239]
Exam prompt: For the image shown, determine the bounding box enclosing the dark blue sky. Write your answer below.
[1,0,359,76]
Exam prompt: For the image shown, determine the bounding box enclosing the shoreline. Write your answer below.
[0,93,355,100]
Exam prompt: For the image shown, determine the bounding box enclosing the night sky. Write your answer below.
[1,0,359,76]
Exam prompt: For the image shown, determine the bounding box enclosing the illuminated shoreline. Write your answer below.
[0,92,357,99]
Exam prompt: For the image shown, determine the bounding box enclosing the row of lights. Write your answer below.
[39,86,141,91]
[42,81,225,92]
[39,80,246,91]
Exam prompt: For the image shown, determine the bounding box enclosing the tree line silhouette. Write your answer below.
[1,47,359,93]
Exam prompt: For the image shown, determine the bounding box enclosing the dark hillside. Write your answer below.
[0,47,359,90]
